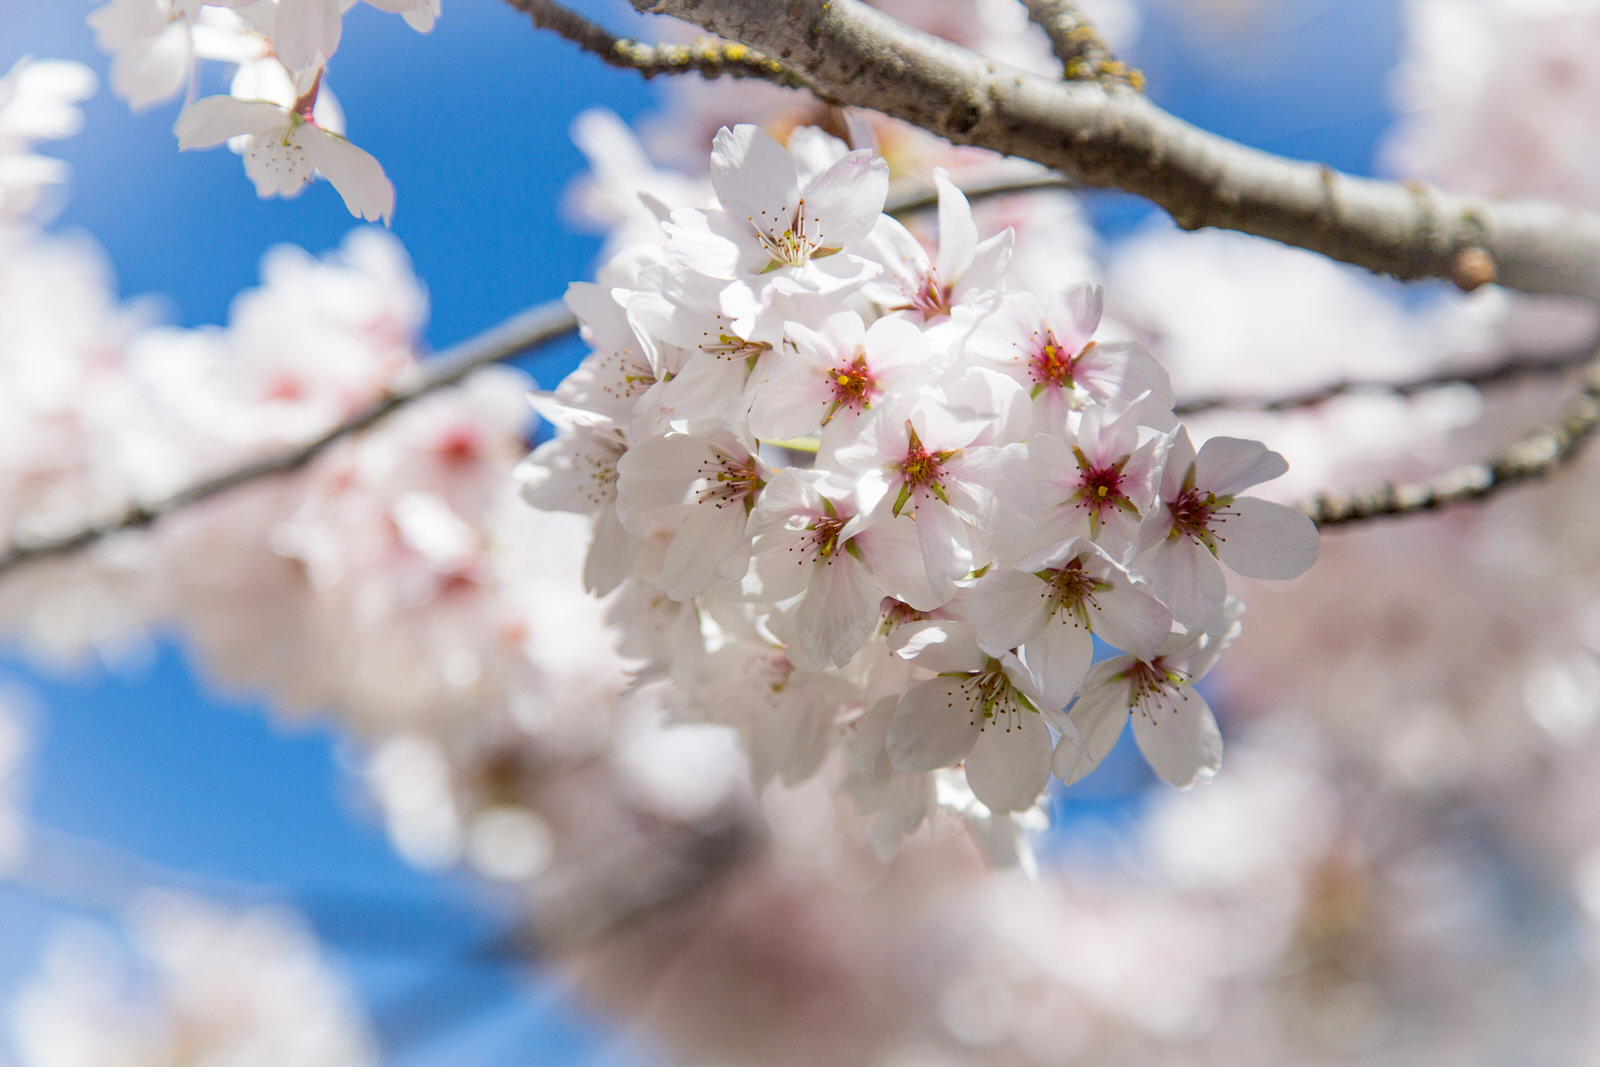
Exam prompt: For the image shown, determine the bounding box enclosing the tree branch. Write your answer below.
[625,0,1600,304]
[503,0,805,87]
[0,300,578,578]
[1303,350,1600,527]
[1020,0,1143,89]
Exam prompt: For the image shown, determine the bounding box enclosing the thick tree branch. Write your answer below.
[626,0,1600,304]
[1021,0,1143,89]
[504,0,804,87]
[0,300,578,578]
[1302,350,1600,527]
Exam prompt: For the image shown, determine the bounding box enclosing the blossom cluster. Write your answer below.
[519,123,1320,851]
[90,0,438,220]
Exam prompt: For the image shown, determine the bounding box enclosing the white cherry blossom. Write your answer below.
[1055,612,1239,790]
[1130,428,1319,633]
[174,85,394,222]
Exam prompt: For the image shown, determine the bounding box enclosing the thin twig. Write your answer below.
[1303,350,1600,527]
[0,301,578,577]
[1175,344,1598,415]
[504,0,805,88]
[1021,0,1143,89]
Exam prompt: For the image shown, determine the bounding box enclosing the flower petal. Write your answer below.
[964,713,1051,813]
[1130,684,1223,789]
[1215,497,1320,580]
[306,129,395,223]
[174,95,284,148]
[888,678,982,773]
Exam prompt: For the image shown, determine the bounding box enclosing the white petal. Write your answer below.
[964,713,1051,813]
[803,149,888,247]
[1130,685,1222,789]
[794,554,882,668]
[306,129,395,222]
[174,95,284,148]
[273,0,344,71]
[1214,497,1320,580]
[888,679,982,773]
[933,168,977,280]
[660,502,748,601]
[1090,584,1173,660]
[1055,675,1129,784]
[1196,436,1288,495]
[967,569,1051,655]
[1025,621,1094,710]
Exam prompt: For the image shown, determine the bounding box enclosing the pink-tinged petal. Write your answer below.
[794,554,882,668]
[964,713,1051,813]
[306,130,394,223]
[244,127,314,197]
[1076,339,1175,412]
[803,149,889,246]
[855,515,943,610]
[660,502,748,602]
[968,569,1052,655]
[933,168,977,281]
[584,510,634,596]
[1196,436,1288,495]
[888,678,982,772]
[1215,497,1320,580]
[113,21,193,110]
[915,504,975,603]
[1090,585,1173,660]
[1055,673,1129,784]
[1135,537,1227,634]
[1046,282,1103,350]
[710,124,797,218]
[1025,621,1095,710]
[1130,686,1223,789]
[954,230,1013,300]
[890,620,986,674]
[174,95,284,148]
[273,0,343,71]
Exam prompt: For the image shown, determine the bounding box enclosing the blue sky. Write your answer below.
[0,1,1400,1064]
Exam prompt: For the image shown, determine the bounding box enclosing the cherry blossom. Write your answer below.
[175,87,395,221]
[1131,428,1319,633]
[1055,613,1238,789]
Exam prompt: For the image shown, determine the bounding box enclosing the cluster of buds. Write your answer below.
[518,124,1320,856]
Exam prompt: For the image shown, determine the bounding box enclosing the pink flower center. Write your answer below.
[827,353,877,413]
[1030,335,1094,390]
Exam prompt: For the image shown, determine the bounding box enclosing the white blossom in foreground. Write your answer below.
[518,122,1320,859]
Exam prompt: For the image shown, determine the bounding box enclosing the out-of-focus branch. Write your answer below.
[1175,342,1599,415]
[1303,350,1600,527]
[504,0,804,87]
[0,301,578,578]
[1020,0,1143,88]
[623,0,1600,304]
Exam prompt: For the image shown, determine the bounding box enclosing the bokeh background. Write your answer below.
[0,2,1413,1063]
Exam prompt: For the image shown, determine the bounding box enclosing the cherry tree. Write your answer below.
[4,1,1600,1064]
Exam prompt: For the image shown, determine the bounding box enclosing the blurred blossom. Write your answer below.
[7,893,377,1067]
